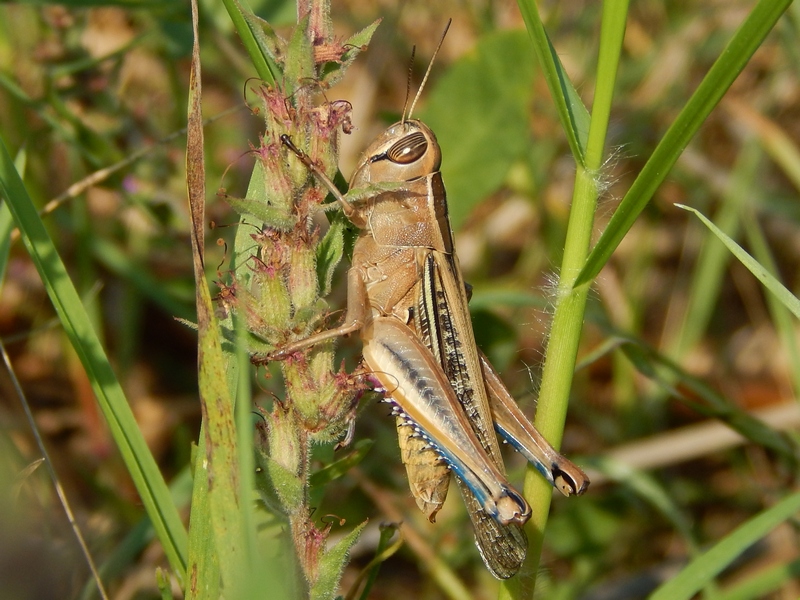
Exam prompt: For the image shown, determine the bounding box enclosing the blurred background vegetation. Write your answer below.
[1,1,799,598]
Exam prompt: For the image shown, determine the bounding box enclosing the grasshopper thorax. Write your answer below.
[349,119,442,188]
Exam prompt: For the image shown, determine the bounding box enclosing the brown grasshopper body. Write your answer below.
[275,118,588,577]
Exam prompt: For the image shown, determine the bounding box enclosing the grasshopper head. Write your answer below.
[350,119,442,187]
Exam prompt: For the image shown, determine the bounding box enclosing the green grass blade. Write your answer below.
[185,439,221,600]
[620,340,798,460]
[516,0,590,165]
[576,0,793,288]
[677,204,800,319]
[0,137,189,578]
[586,0,629,169]
[666,144,758,358]
[649,491,800,600]
[0,145,19,284]
[0,201,12,284]
[79,467,195,600]
[223,0,279,85]
[742,216,800,396]
[716,558,800,600]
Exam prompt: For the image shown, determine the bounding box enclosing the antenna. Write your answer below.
[406,18,452,121]
[400,46,416,124]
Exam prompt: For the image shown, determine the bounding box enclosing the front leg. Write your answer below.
[254,267,370,363]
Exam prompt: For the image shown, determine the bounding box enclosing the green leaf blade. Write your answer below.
[650,491,800,600]
[0,136,189,579]
[575,0,793,288]
[677,204,800,319]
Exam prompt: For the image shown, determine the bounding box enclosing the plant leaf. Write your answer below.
[221,192,299,231]
[620,340,799,460]
[575,0,793,288]
[310,521,368,600]
[316,215,346,297]
[677,204,800,319]
[309,439,373,490]
[0,119,188,582]
[320,19,381,88]
[224,0,281,84]
[516,0,590,165]
[650,491,800,600]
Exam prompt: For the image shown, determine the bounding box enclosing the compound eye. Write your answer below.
[386,132,428,164]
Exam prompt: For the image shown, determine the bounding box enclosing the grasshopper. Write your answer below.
[267,27,588,578]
